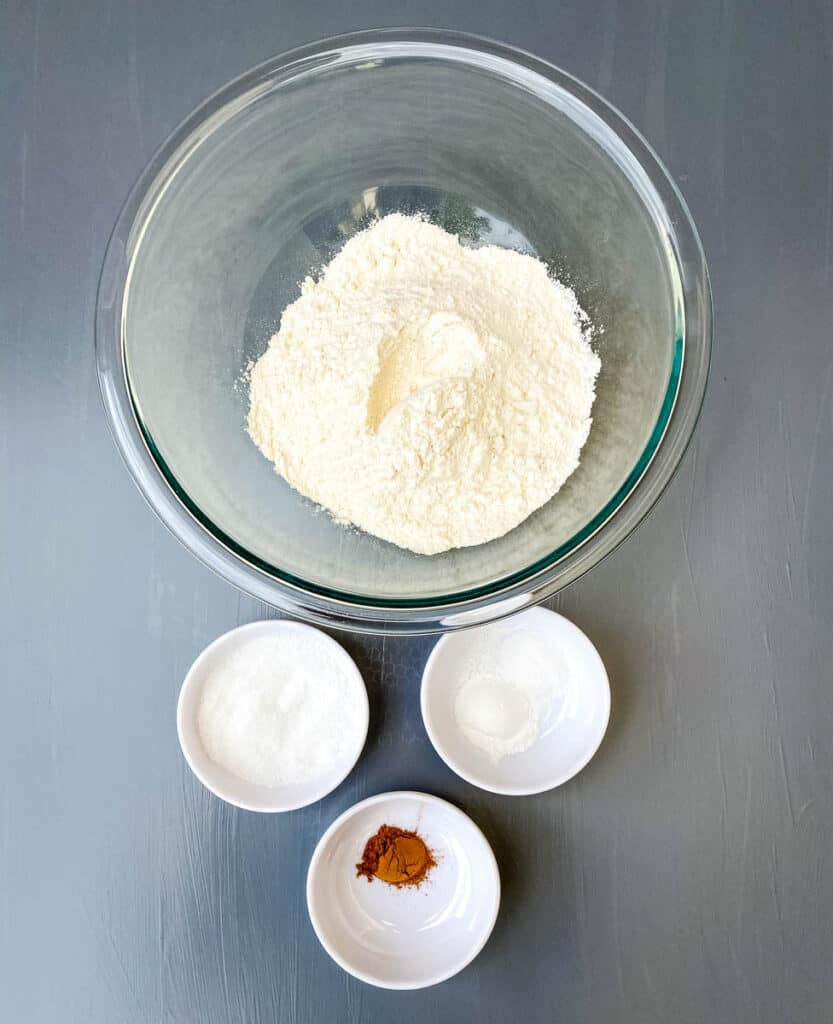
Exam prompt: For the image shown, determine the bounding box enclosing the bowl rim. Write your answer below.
[95,28,712,635]
[305,789,501,989]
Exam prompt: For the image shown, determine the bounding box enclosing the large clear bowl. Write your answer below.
[96,30,711,635]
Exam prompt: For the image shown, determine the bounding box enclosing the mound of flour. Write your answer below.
[248,214,599,555]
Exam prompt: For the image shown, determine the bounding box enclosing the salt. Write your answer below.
[196,631,364,787]
[453,625,558,763]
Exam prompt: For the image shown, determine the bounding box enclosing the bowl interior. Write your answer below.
[307,792,500,988]
[124,41,681,604]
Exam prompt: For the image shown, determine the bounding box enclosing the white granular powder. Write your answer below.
[453,623,558,763]
[196,632,364,787]
[248,214,600,555]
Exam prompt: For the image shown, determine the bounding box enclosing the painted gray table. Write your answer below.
[2,1,832,1021]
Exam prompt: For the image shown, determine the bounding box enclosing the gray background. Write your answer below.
[2,0,832,1021]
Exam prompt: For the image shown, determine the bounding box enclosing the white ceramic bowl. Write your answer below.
[306,791,500,989]
[177,620,368,812]
[421,608,610,795]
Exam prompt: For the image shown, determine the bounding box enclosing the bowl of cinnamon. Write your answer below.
[306,791,500,989]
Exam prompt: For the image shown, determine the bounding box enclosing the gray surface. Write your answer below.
[2,0,832,1020]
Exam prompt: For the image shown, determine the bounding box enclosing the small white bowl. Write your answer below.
[306,791,500,989]
[421,607,610,796]
[177,620,368,812]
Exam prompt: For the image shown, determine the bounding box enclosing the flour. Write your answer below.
[248,214,600,555]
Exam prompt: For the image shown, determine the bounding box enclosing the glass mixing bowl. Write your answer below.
[96,30,711,634]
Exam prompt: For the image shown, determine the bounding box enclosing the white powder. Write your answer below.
[196,632,364,787]
[248,214,600,555]
[453,623,558,763]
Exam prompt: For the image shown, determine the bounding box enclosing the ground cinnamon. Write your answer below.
[356,824,435,887]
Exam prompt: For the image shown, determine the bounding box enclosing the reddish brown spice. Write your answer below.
[356,824,436,887]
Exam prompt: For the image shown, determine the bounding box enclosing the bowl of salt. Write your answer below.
[420,608,610,795]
